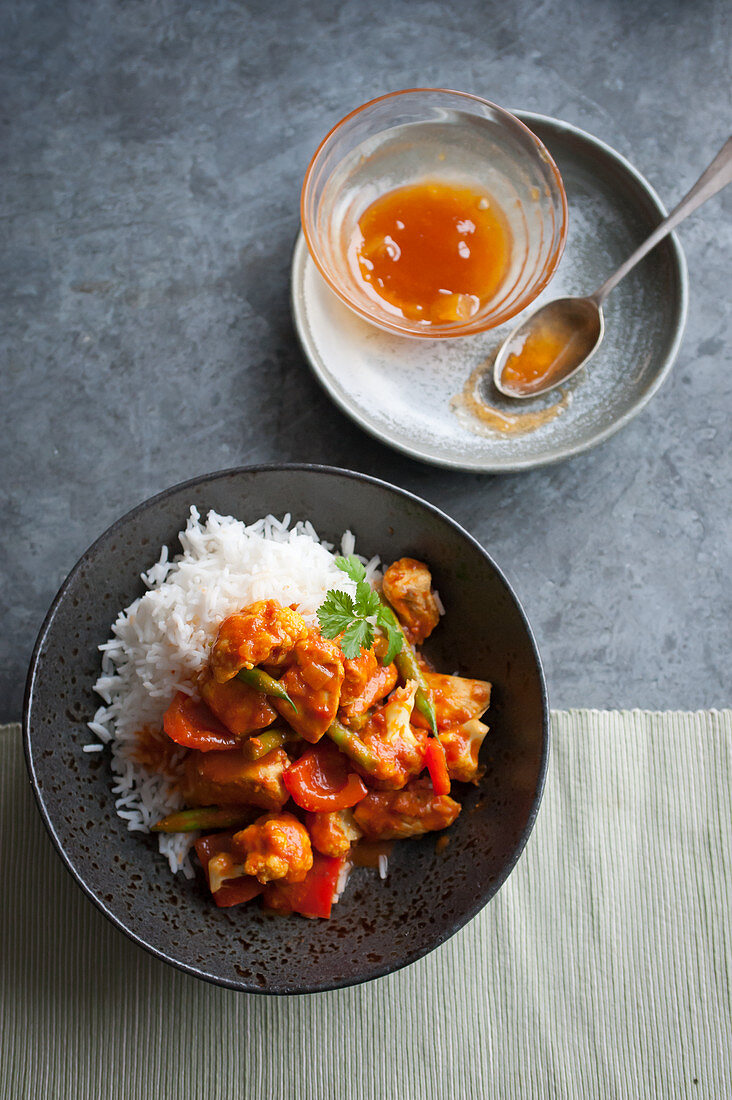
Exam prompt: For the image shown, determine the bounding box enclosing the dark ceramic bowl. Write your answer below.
[24,465,548,994]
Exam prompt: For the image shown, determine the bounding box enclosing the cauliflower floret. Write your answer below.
[439,718,489,783]
[357,681,427,790]
[232,812,313,884]
[306,808,362,858]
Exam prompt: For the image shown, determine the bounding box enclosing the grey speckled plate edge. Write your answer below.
[291,112,689,473]
[22,463,549,995]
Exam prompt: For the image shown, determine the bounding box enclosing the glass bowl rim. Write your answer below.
[300,87,569,339]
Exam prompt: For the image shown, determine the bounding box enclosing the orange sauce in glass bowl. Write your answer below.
[351,179,511,325]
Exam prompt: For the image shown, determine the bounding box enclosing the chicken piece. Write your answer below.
[382,558,440,644]
[357,681,428,790]
[340,647,377,704]
[306,808,362,858]
[182,747,289,810]
[353,778,461,840]
[439,718,489,784]
[210,600,308,683]
[413,672,491,731]
[232,812,313,884]
[274,629,345,743]
[199,669,277,736]
[339,648,398,723]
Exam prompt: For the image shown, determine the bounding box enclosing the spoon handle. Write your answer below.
[592,135,732,305]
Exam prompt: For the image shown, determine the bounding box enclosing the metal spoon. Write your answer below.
[494,135,732,399]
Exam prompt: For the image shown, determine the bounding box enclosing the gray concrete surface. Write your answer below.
[2,0,730,721]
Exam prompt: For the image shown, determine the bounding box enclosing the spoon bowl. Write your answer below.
[493,296,603,399]
[494,134,731,401]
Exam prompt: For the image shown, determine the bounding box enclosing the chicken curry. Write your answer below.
[152,557,491,918]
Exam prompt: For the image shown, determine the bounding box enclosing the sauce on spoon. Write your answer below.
[498,299,601,397]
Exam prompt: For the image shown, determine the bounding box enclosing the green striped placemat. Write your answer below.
[2,712,730,1099]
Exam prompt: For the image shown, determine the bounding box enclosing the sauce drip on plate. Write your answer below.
[451,360,570,436]
[352,179,511,325]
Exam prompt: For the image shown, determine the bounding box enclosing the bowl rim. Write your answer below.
[293,111,690,473]
[300,88,569,339]
[23,462,550,994]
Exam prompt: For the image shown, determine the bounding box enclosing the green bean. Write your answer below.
[236,666,298,713]
[380,597,438,736]
[151,807,255,833]
[326,717,381,775]
[415,695,438,736]
[241,726,291,761]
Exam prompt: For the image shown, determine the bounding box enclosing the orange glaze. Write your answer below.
[353,179,511,325]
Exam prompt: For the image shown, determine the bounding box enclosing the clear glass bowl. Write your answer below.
[301,89,568,339]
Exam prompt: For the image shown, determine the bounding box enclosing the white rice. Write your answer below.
[333,860,353,902]
[88,507,379,877]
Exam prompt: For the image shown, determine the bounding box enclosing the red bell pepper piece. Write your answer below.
[194,831,264,908]
[424,737,451,796]
[264,852,345,919]
[211,876,264,908]
[283,740,368,812]
[194,830,235,871]
[163,691,238,751]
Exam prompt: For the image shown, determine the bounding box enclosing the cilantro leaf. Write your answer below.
[355,580,380,618]
[340,618,373,659]
[318,561,405,665]
[377,605,404,665]
[317,590,356,638]
[335,555,367,584]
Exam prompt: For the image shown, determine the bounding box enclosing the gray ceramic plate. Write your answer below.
[291,113,688,471]
[24,465,548,994]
